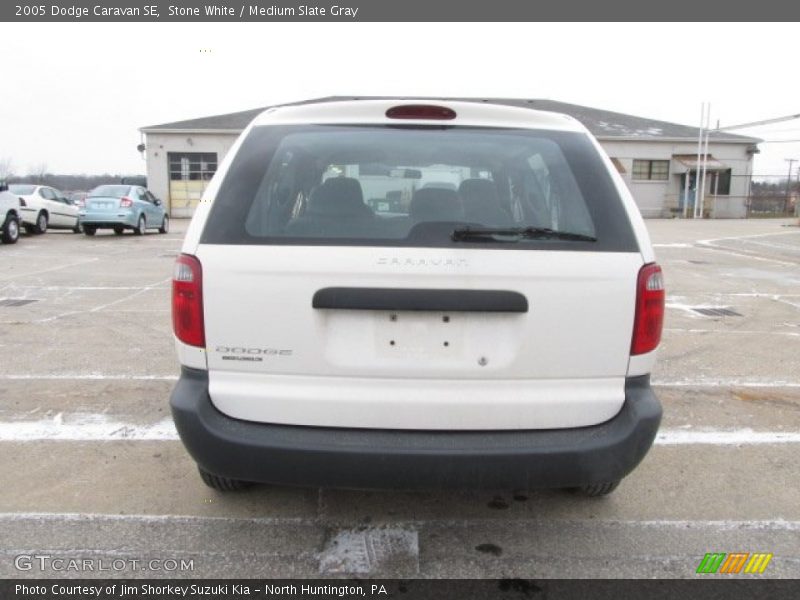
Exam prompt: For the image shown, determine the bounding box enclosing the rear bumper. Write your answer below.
[170,368,662,490]
[79,211,137,228]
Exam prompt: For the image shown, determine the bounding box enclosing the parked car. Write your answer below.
[0,181,22,244]
[66,191,88,207]
[169,99,664,496]
[80,184,168,236]
[8,184,81,234]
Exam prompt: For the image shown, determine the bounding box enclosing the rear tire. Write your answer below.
[571,480,621,497]
[34,211,48,234]
[158,215,169,234]
[198,467,253,492]
[134,215,146,236]
[83,226,97,236]
[1,214,20,244]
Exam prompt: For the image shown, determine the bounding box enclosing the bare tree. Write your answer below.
[28,162,49,184]
[0,156,13,180]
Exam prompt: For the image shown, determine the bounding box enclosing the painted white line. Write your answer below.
[714,292,800,298]
[667,293,800,313]
[774,297,800,310]
[0,374,178,381]
[106,309,170,313]
[35,277,171,323]
[656,429,800,445]
[1,414,799,445]
[665,301,734,316]
[664,327,800,338]
[0,512,317,526]
[741,238,800,252]
[652,243,693,248]
[653,379,800,388]
[0,258,101,281]
[697,230,800,245]
[8,285,170,291]
[0,512,798,532]
[0,415,179,441]
[695,242,797,267]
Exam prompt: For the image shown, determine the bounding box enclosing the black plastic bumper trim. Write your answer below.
[170,369,661,490]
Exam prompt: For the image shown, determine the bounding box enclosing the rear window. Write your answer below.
[202,125,637,252]
[9,185,35,195]
[89,185,130,198]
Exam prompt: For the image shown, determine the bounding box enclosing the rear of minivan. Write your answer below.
[170,100,663,495]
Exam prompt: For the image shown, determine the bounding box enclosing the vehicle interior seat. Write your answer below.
[409,188,465,223]
[285,177,374,236]
[458,178,513,226]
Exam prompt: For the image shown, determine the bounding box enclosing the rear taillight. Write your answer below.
[172,254,205,347]
[120,197,133,208]
[631,263,665,355]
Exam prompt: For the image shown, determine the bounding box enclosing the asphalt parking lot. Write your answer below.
[0,219,799,579]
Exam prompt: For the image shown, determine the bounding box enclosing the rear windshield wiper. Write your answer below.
[451,226,597,243]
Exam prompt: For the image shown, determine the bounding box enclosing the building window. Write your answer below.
[632,159,669,181]
[168,152,217,181]
[713,169,732,196]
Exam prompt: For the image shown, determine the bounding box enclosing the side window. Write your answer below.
[246,149,309,235]
[136,188,148,202]
[145,191,157,203]
[40,188,55,200]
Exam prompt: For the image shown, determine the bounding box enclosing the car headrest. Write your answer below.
[409,188,464,222]
[307,177,371,217]
[459,179,500,208]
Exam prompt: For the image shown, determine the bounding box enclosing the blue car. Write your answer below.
[80,184,169,236]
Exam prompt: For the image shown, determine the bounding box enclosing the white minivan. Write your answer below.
[170,100,664,496]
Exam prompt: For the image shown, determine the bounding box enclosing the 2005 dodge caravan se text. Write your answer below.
[170,99,665,496]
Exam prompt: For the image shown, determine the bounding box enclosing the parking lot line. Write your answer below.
[0,511,798,530]
[1,414,799,444]
[0,257,101,281]
[0,511,319,526]
[653,379,800,388]
[4,285,170,291]
[0,374,178,380]
[34,276,171,323]
[697,230,800,245]
[664,328,800,337]
[696,245,797,266]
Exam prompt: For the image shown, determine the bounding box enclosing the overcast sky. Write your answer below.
[1,22,798,180]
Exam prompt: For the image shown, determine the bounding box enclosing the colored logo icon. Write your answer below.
[696,552,773,574]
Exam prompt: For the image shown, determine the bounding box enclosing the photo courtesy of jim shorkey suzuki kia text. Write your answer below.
[14,583,387,596]
[36,4,362,18]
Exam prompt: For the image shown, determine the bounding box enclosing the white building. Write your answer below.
[140,97,760,218]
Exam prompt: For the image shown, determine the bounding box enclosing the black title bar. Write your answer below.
[4,579,800,600]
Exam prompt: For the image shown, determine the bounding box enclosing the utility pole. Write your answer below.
[694,103,706,218]
[787,159,798,215]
